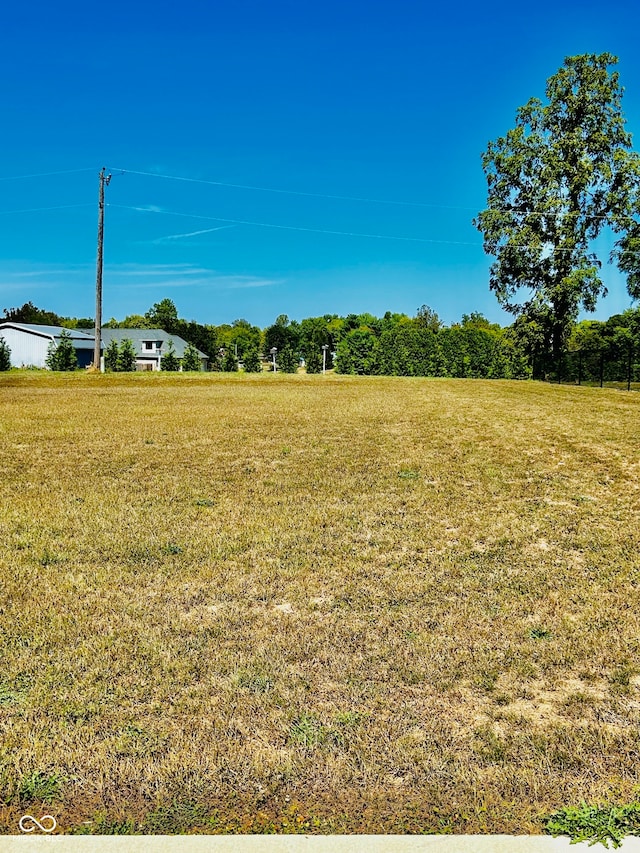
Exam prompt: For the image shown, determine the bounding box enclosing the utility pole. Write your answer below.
[94,167,112,370]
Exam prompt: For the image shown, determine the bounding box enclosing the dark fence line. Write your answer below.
[539,346,639,391]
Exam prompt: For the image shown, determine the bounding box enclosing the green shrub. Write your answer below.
[0,336,11,371]
[104,339,119,371]
[305,350,323,374]
[45,329,78,371]
[181,342,202,371]
[160,341,180,371]
[278,346,299,373]
[242,347,262,372]
[221,348,238,372]
[544,802,640,848]
[116,339,137,372]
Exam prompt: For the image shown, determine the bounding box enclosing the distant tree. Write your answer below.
[415,304,442,332]
[438,328,470,378]
[145,299,179,331]
[305,349,323,374]
[104,339,119,371]
[0,336,11,371]
[242,347,262,373]
[264,315,300,355]
[221,347,238,372]
[182,342,202,371]
[120,314,151,329]
[116,339,137,372]
[460,312,501,331]
[173,319,219,360]
[499,329,532,379]
[3,301,62,326]
[299,316,333,369]
[60,316,93,330]
[160,340,180,371]
[278,345,299,373]
[226,318,263,360]
[335,328,379,375]
[45,329,78,371]
[510,309,552,379]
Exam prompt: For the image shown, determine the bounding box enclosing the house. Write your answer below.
[0,323,98,369]
[99,329,208,371]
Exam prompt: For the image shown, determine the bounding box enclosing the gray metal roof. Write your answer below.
[0,323,96,349]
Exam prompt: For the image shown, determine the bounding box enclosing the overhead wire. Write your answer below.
[0,168,96,182]
[109,167,478,211]
[107,203,481,246]
[0,203,94,215]
[110,203,637,255]
[0,164,634,255]
[110,166,635,224]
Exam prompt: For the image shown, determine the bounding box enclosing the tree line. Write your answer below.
[2,299,639,384]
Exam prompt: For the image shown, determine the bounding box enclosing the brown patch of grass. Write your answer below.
[1,371,639,833]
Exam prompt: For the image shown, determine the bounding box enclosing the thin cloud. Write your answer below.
[7,264,92,278]
[218,276,281,289]
[105,263,213,278]
[0,261,280,297]
[152,225,238,244]
[132,204,164,214]
[0,280,59,292]
[109,269,281,291]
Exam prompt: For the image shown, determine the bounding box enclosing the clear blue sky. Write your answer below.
[1,0,640,328]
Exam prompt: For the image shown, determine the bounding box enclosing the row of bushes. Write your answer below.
[332,323,530,378]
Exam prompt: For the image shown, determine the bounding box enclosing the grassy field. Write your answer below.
[1,371,639,835]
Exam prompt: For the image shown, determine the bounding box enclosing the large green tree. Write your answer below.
[475,53,639,364]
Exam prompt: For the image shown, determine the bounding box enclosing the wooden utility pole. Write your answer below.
[93,167,111,370]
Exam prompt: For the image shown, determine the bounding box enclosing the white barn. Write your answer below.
[0,323,97,369]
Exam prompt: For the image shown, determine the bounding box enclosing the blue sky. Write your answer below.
[1,0,640,328]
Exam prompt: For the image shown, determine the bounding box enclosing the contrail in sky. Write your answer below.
[154,225,237,243]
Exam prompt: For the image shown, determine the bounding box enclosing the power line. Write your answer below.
[0,203,94,215]
[111,167,634,225]
[0,168,95,182]
[107,203,480,246]
[110,167,479,212]
[110,202,640,255]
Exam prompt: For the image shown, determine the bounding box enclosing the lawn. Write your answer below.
[0,371,639,835]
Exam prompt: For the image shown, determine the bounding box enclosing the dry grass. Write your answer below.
[0,371,639,834]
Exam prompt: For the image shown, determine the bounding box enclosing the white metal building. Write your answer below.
[0,323,97,369]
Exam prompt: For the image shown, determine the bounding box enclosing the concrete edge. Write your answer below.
[2,835,640,852]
